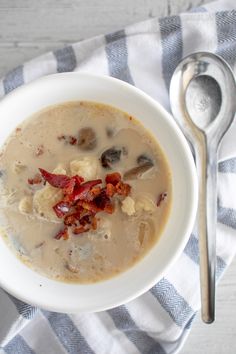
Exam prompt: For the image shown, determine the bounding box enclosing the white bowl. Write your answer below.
[0,73,197,313]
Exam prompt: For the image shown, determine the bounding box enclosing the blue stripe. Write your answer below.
[219,157,236,173]
[105,29,134,84]
[184,234,226,278]
[42,311,94,354]
[218,204,236,230]
[3,65,24,94]
[159,15,183,89]
[53,46,77,72]
[150,278,193,327]
[108,305,166,354]
[216,11,236,66]
[4,335,35,354]
[8,294,37,319]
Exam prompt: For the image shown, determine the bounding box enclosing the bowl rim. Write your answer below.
[0,72,198,313]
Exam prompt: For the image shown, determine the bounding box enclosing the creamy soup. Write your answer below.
[0,101,171,283]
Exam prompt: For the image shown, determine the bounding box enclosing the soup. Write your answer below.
[0,101,171,283]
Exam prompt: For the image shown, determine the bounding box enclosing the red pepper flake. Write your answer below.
[105,172,121,186]
[53,201,70,218]
[54,227,69,240]
[116,181,131,196]
[156,192,167,207]
[35,145,44,157]
[28,173,42,185]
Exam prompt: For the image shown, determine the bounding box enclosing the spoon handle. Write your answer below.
[196,138,217,323]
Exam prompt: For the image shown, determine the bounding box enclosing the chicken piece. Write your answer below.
[33,185,63,223]
[121,196,136,216]
[70,157,99,181]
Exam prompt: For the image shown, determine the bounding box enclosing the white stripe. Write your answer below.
[165,253,200,312]
[125,290,182,343]
[204,0,236,12]
[20,312,66,354]
[0,349,6,354]
[217,223,236,263]
[73,37,109,76]
[97,311,139,354]
[218,173,236,209]
[23,52,58,84]
[126,21,169,110]
[0,289,28,347]
[69,312,131,354]
[181,12,218,56]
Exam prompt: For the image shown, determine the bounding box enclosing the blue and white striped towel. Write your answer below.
[0,1,236,353]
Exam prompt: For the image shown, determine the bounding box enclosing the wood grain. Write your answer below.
[1,1,236,353]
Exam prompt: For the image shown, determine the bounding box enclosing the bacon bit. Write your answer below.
[105,172,121,186]
[72,179,102,201]
[62,178,76,195]
[57,134,77,145]
[73,225,90,235]
[64,212,81,226]
[90,186,102,198]
[91,216,98,230]
[156,192,167,207]
[69,136,77,145]
[77,200,101,214]
[39,168,72,188]
[116,181,131,196]
[106,183,116,197]
[53,201,70,218]
[94,191,114,214]
[35,145,44,157]
[54,227,69,240]
[28,173,42,185]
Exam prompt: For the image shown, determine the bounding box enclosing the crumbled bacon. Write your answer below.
[64,212,81,226]
[35,167,131,239]
[106,183,116,197]
[54,227,69,240]
[105,172,121,186]
[28,173,42,185]
[156,192,167,207]
[115,181,131,196]
[73,225,90,235]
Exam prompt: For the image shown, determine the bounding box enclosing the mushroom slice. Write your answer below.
[101,147,122,169]
[123,161,153,180]
[78,127,97,150]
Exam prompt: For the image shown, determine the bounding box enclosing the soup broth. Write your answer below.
[0,101,171,283]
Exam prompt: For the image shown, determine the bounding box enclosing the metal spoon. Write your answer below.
[169,52,236,323]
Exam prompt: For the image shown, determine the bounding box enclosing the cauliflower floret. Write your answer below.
[33,185,63,223]
[121,196,136,216]
[70,157,99,181]
[19,196,33,214]
[135,195,156,213]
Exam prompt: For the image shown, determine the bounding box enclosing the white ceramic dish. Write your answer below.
[0,73,197,313]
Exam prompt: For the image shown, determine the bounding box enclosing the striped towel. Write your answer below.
[0,1,236,353]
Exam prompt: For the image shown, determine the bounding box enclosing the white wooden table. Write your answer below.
[0,1,236,353]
